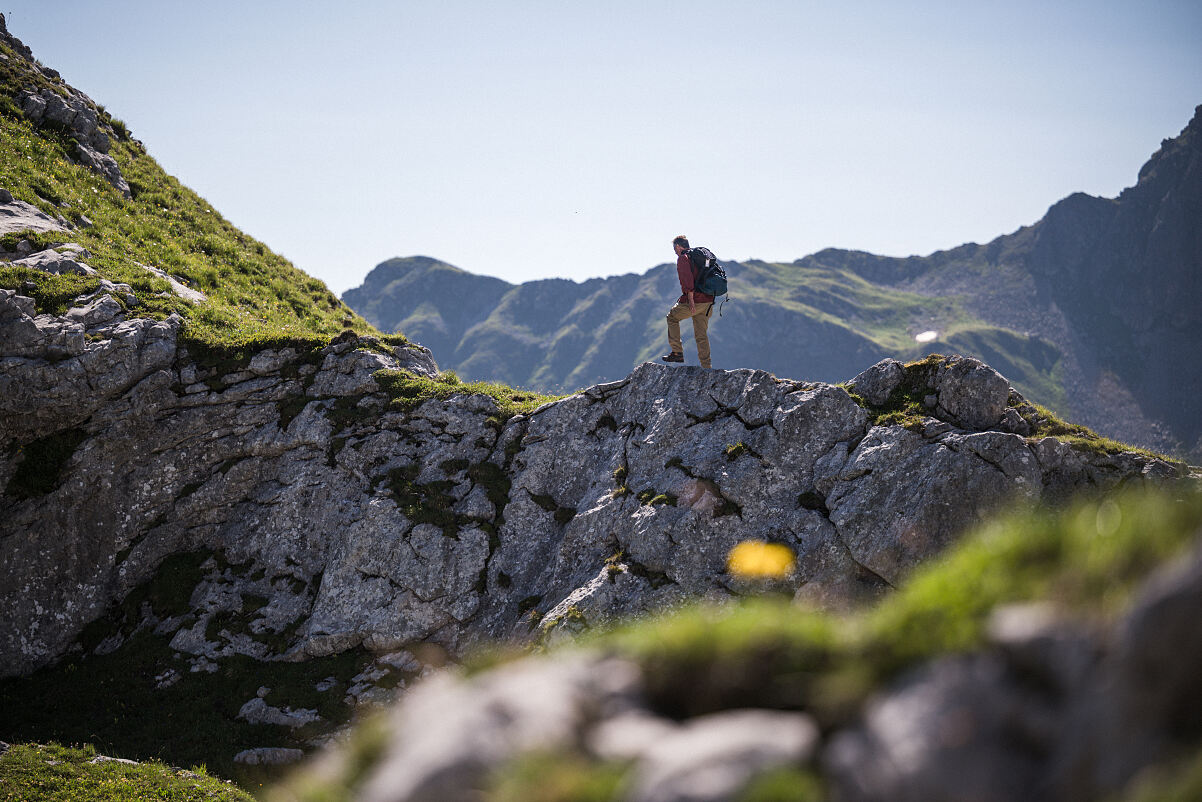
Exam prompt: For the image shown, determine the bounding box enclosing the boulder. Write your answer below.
[64,294,123,328]
[11,248,96,276]
[0,195,68,236]
[848,358,904,406]
[933,356,1011,431]
[236,697,322,729]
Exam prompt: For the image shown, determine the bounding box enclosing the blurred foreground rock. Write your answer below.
[824,540,1202,801]
[277,537,1202,802]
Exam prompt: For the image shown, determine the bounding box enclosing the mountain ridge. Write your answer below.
[344,105,1202,458]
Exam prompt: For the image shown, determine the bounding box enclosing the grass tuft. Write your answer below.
[373,370,563,420]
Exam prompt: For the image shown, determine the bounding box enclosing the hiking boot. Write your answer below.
[660,352,684,363]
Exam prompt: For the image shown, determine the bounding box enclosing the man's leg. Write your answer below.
[665,303,690,358]
[691,303,713,368]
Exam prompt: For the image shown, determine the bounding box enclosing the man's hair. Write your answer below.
[672,235,690,249]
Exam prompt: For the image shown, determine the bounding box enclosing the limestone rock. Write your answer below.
[825,426,1040,586]
[848,358,903,406]
[0,303,1183,679]
[0,193,68,236]
[933,356,1011,431]
[138,264,207,304]
[2,14,130,196]
[64,294,123,328]
[13,84,130,196]
[10,248,96,276]
[587,710,681,761]
[237,697,322,729]
[89,754,139,766]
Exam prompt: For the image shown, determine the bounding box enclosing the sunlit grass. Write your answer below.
[0,742,254,802]
[374,369,567,419]
[0,75,371,359]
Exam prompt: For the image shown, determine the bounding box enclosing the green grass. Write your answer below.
[373,369,563,419]
[842,353,943,431]
[0,742,254,802]
[0,229,72,253]
[1020,400,1177,462]
[0,48,372,358]
[1116,747,1202,802]
[0,263,99,315]
[636,489,676,507]
[738,767,824,802]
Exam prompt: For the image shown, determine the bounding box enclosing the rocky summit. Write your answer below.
[343,105,1202,461]
[1,277,1183,685]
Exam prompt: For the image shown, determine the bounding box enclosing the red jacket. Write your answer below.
[677,251,714,305]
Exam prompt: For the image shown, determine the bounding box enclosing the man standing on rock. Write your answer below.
[661,235,714,368]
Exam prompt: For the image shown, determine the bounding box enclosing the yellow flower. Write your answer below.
[727,540,795,579]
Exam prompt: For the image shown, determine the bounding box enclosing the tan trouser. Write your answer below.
[666,301,713,368]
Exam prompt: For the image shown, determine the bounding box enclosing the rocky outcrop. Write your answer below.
[16,86,129,197]
[0,278,1184,679]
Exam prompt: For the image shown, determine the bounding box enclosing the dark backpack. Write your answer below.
[687,247,728,297]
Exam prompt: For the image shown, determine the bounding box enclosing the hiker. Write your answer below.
[661,235,714,368]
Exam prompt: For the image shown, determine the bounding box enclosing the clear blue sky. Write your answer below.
[7,1,1201,293]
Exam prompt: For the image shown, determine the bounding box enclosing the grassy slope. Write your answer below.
[0,38,376,358]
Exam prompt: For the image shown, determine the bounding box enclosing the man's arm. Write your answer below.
[677,253,696,312]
